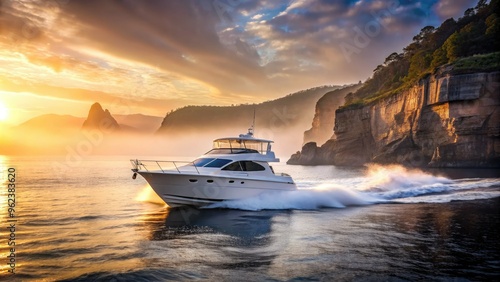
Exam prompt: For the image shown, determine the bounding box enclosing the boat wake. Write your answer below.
[205,185,377,211]
[205,165,500,211]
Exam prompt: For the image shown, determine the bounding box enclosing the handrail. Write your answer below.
[130,159,201,175]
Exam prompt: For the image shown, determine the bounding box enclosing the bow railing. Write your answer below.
[130,159,200,174]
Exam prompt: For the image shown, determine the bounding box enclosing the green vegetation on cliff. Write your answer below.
[343,0,500,109]
[452,52,500,73]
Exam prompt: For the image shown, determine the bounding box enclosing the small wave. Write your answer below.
[391,190,500,203]
[60,268,202,282]
[362,165,500,202]
[205,185,378,211]
[206,165,500,211]
[361,164,453,192]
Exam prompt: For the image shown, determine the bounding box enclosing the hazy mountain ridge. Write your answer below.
[0,86,344,156]
[0,104,164,155]
[114,114,164,134]
[15,114,85,134]
[157,85,343,135]
[10,108,163,135]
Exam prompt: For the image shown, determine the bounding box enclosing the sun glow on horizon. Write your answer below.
[0,101,9,121]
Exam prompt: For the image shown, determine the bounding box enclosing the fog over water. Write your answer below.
[1,112,312,158]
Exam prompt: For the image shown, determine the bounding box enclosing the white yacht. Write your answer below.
[131,128,296,207]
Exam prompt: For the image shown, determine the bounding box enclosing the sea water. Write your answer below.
[0,156,499,281]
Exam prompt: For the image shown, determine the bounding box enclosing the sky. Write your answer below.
[0,0,477,125]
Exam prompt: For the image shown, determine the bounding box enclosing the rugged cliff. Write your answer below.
[303,84,363,145]
[288,70,500,167]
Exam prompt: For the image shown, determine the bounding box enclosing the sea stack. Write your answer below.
[82,102,120,132]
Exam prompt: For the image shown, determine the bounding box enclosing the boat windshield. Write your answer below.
[205,148,259,155]
[213,139,271,154]
[192,158,232,168]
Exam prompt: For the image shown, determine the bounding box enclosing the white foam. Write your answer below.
[205,185,378,211]
[361,165,500,202]
[361,164,453,192]
[392,190,500,204]
[204,165,500,211]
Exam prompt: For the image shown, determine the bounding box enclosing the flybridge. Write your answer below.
[209,116,279,161]
[209,137,279,162]
[212,137,272,153]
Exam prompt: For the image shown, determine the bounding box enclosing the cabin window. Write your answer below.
[204,159,232,168]
[222,162,242,171]
[243,161,265,171]
[193,158,215,167]
[222,161,265,172]
[193,158,231,168]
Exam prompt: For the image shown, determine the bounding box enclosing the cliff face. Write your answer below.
[303,84,363,145]
[288,71,500,167]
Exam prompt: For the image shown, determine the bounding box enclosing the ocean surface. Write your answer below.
[0,156,499,281]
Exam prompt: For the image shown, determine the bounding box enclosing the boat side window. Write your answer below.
[222,162,242,171]
[222,161,265,171]
[242,161,265,171]
[204,159,232,168]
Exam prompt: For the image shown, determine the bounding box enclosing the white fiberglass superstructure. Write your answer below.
[131,128,296,207]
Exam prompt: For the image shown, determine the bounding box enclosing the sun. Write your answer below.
[0,101,8,121]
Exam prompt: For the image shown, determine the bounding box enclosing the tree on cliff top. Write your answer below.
[345,0,500,108]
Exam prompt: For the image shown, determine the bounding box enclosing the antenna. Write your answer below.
[248,108,255,137]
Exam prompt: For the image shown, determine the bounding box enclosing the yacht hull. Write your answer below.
[139,171,296,207]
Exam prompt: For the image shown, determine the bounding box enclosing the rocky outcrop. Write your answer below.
[287,142,319,165]
[82,102,120,132]
[303,84,363,145]
[288,71,500,168]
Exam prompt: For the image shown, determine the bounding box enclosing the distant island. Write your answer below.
[288,0,500,168]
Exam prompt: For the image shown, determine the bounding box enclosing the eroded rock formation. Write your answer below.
[82,102,120,132]
[303,84,363,145]
[288,71,500,167]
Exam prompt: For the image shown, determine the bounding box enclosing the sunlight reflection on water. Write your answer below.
[0,156,498,281]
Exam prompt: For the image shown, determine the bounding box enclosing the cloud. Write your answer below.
[433,0,476,20]
[0,0,476,121]
[58,0,270,94]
